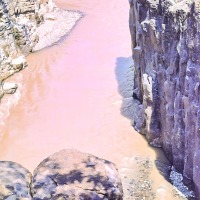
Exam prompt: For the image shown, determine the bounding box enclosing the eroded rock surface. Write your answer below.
[31,149,123,200]
[129,0,200,197]
[0,161,32,200]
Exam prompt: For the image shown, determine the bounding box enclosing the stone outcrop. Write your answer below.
[0,161,32,199]
[32,149,123,200]
[129,0,200,197]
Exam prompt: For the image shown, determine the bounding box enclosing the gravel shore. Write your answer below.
[33,9,83,51]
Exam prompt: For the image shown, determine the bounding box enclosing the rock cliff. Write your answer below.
[129,0,200,197]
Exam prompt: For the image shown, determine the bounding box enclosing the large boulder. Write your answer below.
[0,161,32,200]
[31,149,123,200]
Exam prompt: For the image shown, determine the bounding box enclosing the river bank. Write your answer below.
[0,6,83,137]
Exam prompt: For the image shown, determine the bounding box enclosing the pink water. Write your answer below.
[0,0,187,199]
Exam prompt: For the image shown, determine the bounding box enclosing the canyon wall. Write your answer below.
[129,0,200,197]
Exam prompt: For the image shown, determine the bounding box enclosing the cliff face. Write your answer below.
[129,0,200,196]
[0,0,55,96]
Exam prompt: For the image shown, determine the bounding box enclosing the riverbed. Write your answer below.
[0,0,188,199]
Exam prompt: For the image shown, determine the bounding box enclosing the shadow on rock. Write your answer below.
[0,161,32,200]
[31,149,123,200]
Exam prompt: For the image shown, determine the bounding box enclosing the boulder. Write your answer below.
[11,56,27,72]
[31,149,123,200]
[0,161,32,200]
[2,82,18,94]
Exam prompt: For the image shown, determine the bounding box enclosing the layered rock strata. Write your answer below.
[129,0,200,197]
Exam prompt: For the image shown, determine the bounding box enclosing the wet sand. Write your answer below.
[0,0,188,199]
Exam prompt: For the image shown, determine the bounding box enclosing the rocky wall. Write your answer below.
[129,0,200,197]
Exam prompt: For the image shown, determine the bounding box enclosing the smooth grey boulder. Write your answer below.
[0,161,32,200]
[31,149,123,200]
[129,0,200,197]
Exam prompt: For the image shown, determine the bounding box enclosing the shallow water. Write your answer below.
[0,0,188,199]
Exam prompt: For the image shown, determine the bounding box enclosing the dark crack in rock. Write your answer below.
[31,149,123,200]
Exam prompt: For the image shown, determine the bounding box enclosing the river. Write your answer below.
[0,0,188,199]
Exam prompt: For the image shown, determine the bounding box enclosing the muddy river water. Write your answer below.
[0,0,189,199]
